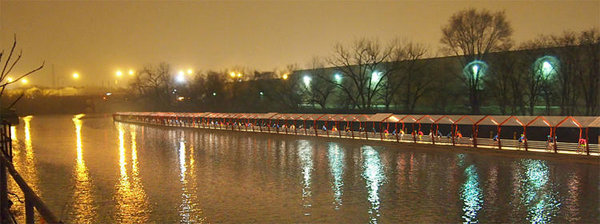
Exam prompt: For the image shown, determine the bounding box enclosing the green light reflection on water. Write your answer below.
[362,146,385,224]
[298,140,314,215]
[520,159,560,224]
[460,164,483,224]
[327,143,345,209]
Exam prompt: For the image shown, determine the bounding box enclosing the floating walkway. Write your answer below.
[113,112,600,157]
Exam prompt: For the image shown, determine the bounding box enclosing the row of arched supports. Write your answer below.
[113,112,600,156]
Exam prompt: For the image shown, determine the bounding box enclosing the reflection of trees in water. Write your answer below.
[361,146,385,224]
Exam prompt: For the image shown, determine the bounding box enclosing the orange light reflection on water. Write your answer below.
[7,116,41,223]
[23,116,40,195]
[114,124,150,223]
[70,114,96,223]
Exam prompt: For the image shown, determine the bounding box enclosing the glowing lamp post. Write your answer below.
[176,71,186,83]
[334,73,342,83]
[534,56,559,79]
[463,60,488,90]
[303,75,312,88]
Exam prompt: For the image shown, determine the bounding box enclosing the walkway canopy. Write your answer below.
[114,112,600,128]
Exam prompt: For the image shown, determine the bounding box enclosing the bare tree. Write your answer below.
[267,64,302,111]
[129,63,173,110]
[521,29,599,115]
[578,29,600,115]
[326,38,403,110]
[485,46,520,114]
[0,35,45,113]
[399,43,430,113]
[303,57,337,110]
[440,8,513,114]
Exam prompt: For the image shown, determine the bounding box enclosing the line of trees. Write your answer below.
[127,9,599,115]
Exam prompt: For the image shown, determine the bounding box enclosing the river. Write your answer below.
[6,114,599,223]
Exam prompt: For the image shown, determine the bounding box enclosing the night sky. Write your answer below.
[1,0,598,87]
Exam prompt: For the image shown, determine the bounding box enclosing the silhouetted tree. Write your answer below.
[265,64,302,111]
[486,47,519,114]
[327,38,404,110]
[577,29,600,115]
[399,43,430,112]
[440,8,513,114]
[0,35,44,113]
[129,63,173,110]
[303,57,337,110]
[521,29,600,115]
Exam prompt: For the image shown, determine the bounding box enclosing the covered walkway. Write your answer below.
[113,112,600,156]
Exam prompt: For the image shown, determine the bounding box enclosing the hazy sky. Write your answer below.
[1,0,598,87]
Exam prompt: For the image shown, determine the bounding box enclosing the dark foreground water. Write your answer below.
[7,115,599,223]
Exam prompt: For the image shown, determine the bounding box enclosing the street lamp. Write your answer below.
[534,56,559,79]
[73,72,80,79]
[176,71,186,83]
[6,77,13,83]
[282,73,289,80]
[187,69,193,75]
[303,75,311,87]
[371,71,381,84]
[116,70,123,77]
[463,60,488,90]
[128,69,134,76]
[21,78,28,85]
[334,73,342,83]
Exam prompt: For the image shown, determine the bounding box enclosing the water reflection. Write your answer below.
[114,124,150,223]
[7,116,40,223]
[362,146,385,224]
[10,117,600,222]
[460,164,483,223]
[327,143,344,209]
[298,140,313,215]
[177,134,206,222]
[520,159,560,223]
[70,114,96,223]
[23,116,40,194]
[563,170,581,222]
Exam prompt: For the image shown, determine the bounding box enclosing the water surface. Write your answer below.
[7,115,599,223]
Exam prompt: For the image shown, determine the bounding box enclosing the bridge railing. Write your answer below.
[0,122,62,223]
